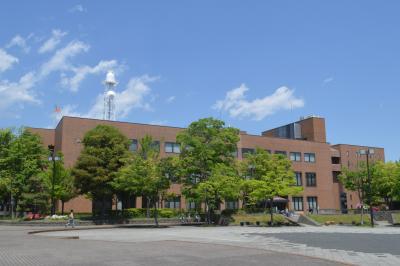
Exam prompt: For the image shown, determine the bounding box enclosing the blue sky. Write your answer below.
[0,1,399,161]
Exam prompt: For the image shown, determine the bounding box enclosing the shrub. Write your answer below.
[123,208,144,218]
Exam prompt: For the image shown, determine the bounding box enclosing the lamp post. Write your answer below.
[358,148,375,228]
[48,145,60,216]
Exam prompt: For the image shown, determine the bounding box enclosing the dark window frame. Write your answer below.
[306,172,317,187]
[292,197,304,211]
[295,172,302,186]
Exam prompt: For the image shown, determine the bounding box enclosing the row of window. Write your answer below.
[290,152,316,162]
[163,196,318,212]
[129,139,181,154]
[294,172,317,187]
[163,197,239,210]
[241,148,316,163]
[292,196,318,211]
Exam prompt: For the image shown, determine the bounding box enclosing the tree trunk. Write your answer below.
[101,196,106,223]
[146,196,150,219]
[61,201,65,215]
[360,203,364,225]
[153,198,159,227]
[269,198,274,225]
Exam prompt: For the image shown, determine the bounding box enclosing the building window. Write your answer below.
[190,174,201,184]
[151,141,160,152]
[307,197,318,211]
[290,152,301,162]
[225,200,239,210]
[129,139,138,152]
[186,201,197,210]
[304,153,316,163]
[165,196,181,209]
[292,197,304,211]
[331,156,340,164]
[295,172,302,186]
[275,150,287,156]
[165,142,180,153]
[332,171,341,183]
[306,172,317,187]
[241,148,255,157]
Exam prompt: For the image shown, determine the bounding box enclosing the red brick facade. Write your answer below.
[28,116,384,213]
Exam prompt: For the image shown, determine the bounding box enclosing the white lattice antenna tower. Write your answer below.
[103,70,117,120]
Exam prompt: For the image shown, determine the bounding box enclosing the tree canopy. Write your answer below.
[72,124,130,217]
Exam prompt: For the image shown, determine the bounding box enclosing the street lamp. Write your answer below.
[48,145,60,216]
[358,148,375,228]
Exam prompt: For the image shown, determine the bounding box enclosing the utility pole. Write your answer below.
[359,148,375,228]
[365,150,374,228]
[48,145,59,216]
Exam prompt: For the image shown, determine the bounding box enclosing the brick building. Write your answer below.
[28,115,384,213]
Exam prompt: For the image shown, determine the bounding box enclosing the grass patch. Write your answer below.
[231,213,286,225]
[308,214,371,226]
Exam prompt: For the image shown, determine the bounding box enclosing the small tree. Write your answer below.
[44,154,76,215]
[72,125,130,219]
[112,135,170,226]
[241,149,301,224]
[339,162,373,225]
[372,161,400,209]
[194,164,241,223]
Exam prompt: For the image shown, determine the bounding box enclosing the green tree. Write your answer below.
[176,117,240,221]
[176,118,240,183]
[6,129,49,215]
[112,135,171,226]
[0,129,14,209]
[372,161,400,209]
[339,162,376,225]
[72,125,130,219]
[193,163,242,223]
[241,148,302,224]
[43,153,76,215]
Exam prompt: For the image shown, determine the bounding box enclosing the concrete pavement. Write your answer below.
[0,225,339,266]
[38,225,400,265]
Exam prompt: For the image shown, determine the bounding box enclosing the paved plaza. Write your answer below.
[2,225,400,265]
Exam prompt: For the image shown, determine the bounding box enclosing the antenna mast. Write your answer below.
[103,70,117,120]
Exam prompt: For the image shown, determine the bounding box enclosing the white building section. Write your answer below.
[103,70,117,120]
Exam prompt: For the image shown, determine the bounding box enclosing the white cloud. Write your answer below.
[61,60,118,92]
[40,41,90,77]
[6,34,32,53]
[69,4,86,13]
[323,77,334,85]
[38,29,67,54]
[214,84,304,120]
[166,96,175,103]
[0,49,18,72]
[0,71,40,109]
[52,75,157,122]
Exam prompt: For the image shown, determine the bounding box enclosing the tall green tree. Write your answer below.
[176,117,240,183]
[72,125,130,219]
[0,128,49,215]
[241,148,302,223]
[176,117,240,220]
[112,135,171,226]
